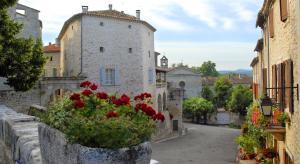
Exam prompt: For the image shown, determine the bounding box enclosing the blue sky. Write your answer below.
[20,0,263,70]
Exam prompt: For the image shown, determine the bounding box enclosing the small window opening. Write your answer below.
[148,51,150,58]
[100,47,104,53]
[129,48,132,53]
[50,56,53,61]
[128,25,132,29]
[100,22,104,26]
[16,9,25,15]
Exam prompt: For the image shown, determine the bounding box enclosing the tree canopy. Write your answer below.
[201,86,214,102]
[227,85,253,116]
[214,77,233,108]
[183,97,214,124]
[0,0,46,91]
[193,61,219,77]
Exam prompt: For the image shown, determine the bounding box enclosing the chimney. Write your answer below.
[136,10,140,20]
[109,4,112,10]
[82,6,88,13]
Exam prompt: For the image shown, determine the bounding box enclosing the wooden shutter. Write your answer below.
[272,65,277,99]
[263,68,268,94]
[286,59,294,113]
[280,0,288,21]
[277,64,283,110]
[100,67,106,85]
[269,8,274,38]
[114,66,120,85]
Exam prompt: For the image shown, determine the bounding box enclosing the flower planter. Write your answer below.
[38,123,152,164]
[239,160,256,164]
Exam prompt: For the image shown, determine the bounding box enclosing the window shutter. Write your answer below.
[277,64,283,110]
[263,68,268,94]
[280,0,288,21]
[114,66,120,85]
[100,67,106,85]
[269,8,274,38]
[148,69,153,84]
[286,59,294,113]
[272,65,277,99]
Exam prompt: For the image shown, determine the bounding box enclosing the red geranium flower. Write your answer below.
[156,112,165,122]
[111,96,116,100]
[90,83,97,90]
[135,103,148,112]
[144,106,156,117]
[134,95,142,101]
[74,100,85,108]
[70,93,80,100]
[80,80,92,88]
[82,89,93,96]
[112,99,122,107]
[120,94,130,104]
[106,111,119,118]
[142,92,152,98]
[96,92,108,99]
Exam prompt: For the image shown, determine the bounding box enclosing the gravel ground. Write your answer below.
[152,123,240,164]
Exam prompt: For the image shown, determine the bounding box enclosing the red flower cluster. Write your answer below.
[80,80,92,88]
[135,103,147,112]
[70,93,80,100]
[96,92,108,99]
[154,112,165,122]
[82,89,93,96]
[74,100,85,108]
[90,83,97,90]
[252,109,261,127]
[106,111,119,118]
[134,92,152,101]
[112,94,130,106]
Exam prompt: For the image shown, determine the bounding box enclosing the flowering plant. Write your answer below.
[43,80,164,149]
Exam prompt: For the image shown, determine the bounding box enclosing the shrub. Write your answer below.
[42,80,164,149]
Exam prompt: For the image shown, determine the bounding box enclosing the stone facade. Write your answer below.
[253,0,300,163]
[59,5,157,105]
[7,3,42,40]
[167,67,202,99]
[43,43,61,77]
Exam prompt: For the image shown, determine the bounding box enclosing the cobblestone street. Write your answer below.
[152,123,240,164]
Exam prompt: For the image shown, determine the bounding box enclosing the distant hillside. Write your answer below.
[218,69,252,76]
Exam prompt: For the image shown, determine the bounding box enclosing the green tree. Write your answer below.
[0,0,46,91]
[199,61,219,77]
[201,86,214,102]
[227,85,253,116]
[183,97,214,124]
[214,77,233,108]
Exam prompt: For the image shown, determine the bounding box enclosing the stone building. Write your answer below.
[251,0,300,163]
[167,66,202,99]
[7,3,42,40]
[43,43,61,77]
[58,5,156,100]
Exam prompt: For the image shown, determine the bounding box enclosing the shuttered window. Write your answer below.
[148,69,154,84]
[285,59,294,113]
[280,0,288,21]
[277,63,284,111]
[272,65,277,99]
[269,8,274,38]
[263,68,268,94]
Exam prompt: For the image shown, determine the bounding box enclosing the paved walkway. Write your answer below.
[152,123,240,164]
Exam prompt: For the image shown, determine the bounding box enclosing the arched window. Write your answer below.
[157,94,162,112]
[163,92,167,111]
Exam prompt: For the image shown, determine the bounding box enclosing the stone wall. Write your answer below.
[0,88,41,113]
[0,105,42,164]
[44,51,61,77]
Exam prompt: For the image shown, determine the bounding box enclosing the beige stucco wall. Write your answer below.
[261,0,300,163]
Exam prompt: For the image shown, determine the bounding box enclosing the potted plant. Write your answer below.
[236,134,257,164]
[277,112,289,127]
[38,80,165,164]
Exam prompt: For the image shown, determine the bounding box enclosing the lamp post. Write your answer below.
[260,94,273,116]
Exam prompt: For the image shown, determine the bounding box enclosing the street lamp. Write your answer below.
[260,94,273,116]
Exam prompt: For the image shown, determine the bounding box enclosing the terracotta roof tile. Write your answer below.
[43,43,60,53]
[202,76,252,86]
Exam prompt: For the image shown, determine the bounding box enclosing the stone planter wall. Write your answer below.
[38,123,152,164]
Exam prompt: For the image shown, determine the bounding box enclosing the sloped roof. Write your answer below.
[254,38,264,52]
[250,57,259,67]
[202,76,252,86]
[43,43,60,53]
[58,10,156,39]
[167,66,200,75]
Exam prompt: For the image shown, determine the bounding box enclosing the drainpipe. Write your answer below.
[79,15,83,76]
